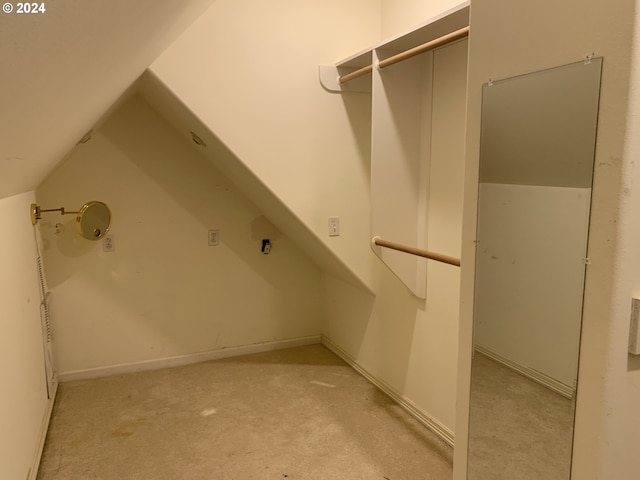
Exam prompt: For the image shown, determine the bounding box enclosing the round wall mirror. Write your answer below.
[76,201,111,240]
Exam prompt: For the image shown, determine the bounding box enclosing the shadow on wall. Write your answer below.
[322,266,426,397]
[629,353,640,372]
[39,219,94,258]
[97,96,297,289]
[340,94,372,179]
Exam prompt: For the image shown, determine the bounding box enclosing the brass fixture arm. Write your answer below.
[39,207,80,215]
[31,204,79,224]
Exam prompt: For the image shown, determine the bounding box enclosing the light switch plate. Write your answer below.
[329,217,340,237]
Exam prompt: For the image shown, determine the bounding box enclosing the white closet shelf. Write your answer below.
[319,1,469,93]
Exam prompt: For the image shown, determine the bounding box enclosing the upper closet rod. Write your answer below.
[339,64,374,85]
[339,26,470,85]
[373,236,461,267]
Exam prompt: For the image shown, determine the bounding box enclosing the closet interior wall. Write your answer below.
[322,3,468,443]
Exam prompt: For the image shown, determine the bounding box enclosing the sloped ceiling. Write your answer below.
[0,0,215,200]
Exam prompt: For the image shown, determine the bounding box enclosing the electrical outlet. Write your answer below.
[329,217,340,237]
[102,234,114,252]
[208,229,219,246]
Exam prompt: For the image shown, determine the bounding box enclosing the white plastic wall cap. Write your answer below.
[629,298,640,355]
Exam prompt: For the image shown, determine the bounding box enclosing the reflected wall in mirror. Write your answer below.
[468,58,603,480]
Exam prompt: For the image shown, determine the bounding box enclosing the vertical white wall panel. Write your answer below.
[325,39,468,435]
[0,191,50,480]
[371,51,432,298]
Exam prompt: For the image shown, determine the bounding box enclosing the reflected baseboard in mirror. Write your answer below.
[467,351,574,480]
[468,57,603,479]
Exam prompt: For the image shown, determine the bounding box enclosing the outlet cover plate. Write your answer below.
[208,229,219,246]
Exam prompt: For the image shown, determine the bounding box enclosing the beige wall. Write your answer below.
[148,0,467,439]
[597,4,640,477]
[149,0,382,290]
[10,1,640,478]
[455,0,638,478]
[323,38,467,436]
[0,0,216,200]
[381,0,466,37]
[0,191,50,479]
[36,95,323,375]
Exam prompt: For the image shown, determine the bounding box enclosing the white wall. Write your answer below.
[36,95,323,375]
[474,184,591,388]
[455,0,638,478]
[0,191,51,480]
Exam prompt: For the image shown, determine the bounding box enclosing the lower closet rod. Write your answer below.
[372,236,461,267]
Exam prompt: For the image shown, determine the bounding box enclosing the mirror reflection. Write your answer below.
[468,58,603,480]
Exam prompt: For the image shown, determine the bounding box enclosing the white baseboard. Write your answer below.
[58,335,322,382]
[321,335,455,447]
[474,345,575,399]
[29,379,58,480]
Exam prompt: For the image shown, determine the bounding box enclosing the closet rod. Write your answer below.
[339,65,373,85]
[373,236,461,267]
[338,26,470,85]
[378,26,469,70]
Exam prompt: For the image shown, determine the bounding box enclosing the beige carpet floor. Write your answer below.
[467,352,575,480]
[37,344,453,480]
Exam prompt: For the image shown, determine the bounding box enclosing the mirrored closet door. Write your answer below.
[468,57,603,480]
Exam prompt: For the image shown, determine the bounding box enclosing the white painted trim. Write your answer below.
[29,380,58,480]
[58,336,322,382]
[474,345,575,399]
[321,335,455,447]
